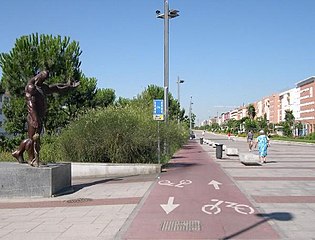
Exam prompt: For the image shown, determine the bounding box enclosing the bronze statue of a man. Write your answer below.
[12,70,79,167]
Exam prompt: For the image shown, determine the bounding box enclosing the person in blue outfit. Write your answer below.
[247,130,254,152]
[255,130,269,164]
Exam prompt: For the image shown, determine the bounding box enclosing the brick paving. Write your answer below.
[204,132,315,240]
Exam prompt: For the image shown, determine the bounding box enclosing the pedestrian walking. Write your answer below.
[227,132,231,140]
[247,130,254,151]
[254,130,269,164]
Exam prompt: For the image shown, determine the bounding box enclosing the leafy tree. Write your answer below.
[284,110,295,126]
[1,97,26,134]
[244,118,257,132]
[225,119,239,133]
[0,82,5,94]
[283,110,295,137]
[137,84,182,122]
[0,33,81,134]
[283,122,292,137]
[0,33,116,136]
[256,114,268,133]
[210,122,220,132]
[115,97,133,108]
[247,104,256,120]
[139,84,164,102]
[44,76,115,134]
[0,33,81,94]
[93,88,115,108]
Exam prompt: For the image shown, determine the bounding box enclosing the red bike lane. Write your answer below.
[123,141,279,239]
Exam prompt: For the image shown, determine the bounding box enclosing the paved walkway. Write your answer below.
[1,131,315,239]
[198,131,315,240]
[0,174,158,240]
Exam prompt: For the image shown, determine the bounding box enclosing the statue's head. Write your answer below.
[35,70,49,85]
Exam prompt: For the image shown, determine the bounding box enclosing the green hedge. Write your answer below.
[40,105,188,164]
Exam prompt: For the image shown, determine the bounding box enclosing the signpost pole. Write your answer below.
[153,99,164,165]
[158,121,161,164]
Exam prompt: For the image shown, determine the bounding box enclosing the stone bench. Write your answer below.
[226,148,239,156]
[239,153,261,166]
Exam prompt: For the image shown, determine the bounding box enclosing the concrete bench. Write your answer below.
[203,139,209,144]
[226,148,238,156]
[239,153,261,166]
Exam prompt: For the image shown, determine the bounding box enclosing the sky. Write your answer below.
[1,0,315,124]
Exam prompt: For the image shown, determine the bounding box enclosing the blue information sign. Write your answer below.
[153,99,164,121]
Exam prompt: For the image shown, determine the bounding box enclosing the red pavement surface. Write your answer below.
[123,141,279,240]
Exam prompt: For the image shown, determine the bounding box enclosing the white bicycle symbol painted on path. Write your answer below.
[158,179,192,188]
[202,199,254,215]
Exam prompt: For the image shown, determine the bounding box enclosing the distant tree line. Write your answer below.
[200,104,302,138]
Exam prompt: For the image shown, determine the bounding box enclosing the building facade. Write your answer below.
[296,76,315,134]
[211,76,315,135]
[278,88,300,123]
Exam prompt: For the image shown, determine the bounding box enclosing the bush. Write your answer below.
[305,132,315,140]
[47,105,188,164]
[39,134,62,164]
[0,135,24,152]
[1,104,188,164]
[0,151,15,162]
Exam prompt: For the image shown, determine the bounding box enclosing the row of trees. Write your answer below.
[0,33,191,162]
[202,104,299,137]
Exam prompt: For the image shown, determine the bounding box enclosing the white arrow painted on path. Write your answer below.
[208,180,222,190]
[160,197,180,214]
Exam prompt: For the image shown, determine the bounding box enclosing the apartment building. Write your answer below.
[221,112,230,122]
[229,109,238,120]
[296,76,315,134]
[250,94,278,123]
[237,106,247,120]
[278,88,300,123]
[268,93,279,124]
[254,100,263,118]
[212,76,314,136]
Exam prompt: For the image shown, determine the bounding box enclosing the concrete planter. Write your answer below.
[71,162,161,178]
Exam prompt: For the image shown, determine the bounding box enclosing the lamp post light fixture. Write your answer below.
[156,0,179,124]
[177,76,184,123]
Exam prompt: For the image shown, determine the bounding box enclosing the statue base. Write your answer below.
[0,162,71,198]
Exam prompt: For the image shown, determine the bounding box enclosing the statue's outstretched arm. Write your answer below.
[47,81,80,94]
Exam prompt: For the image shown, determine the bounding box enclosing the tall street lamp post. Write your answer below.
[189,96,193,134]
[177,76,184,123]
[156,0,179,124]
